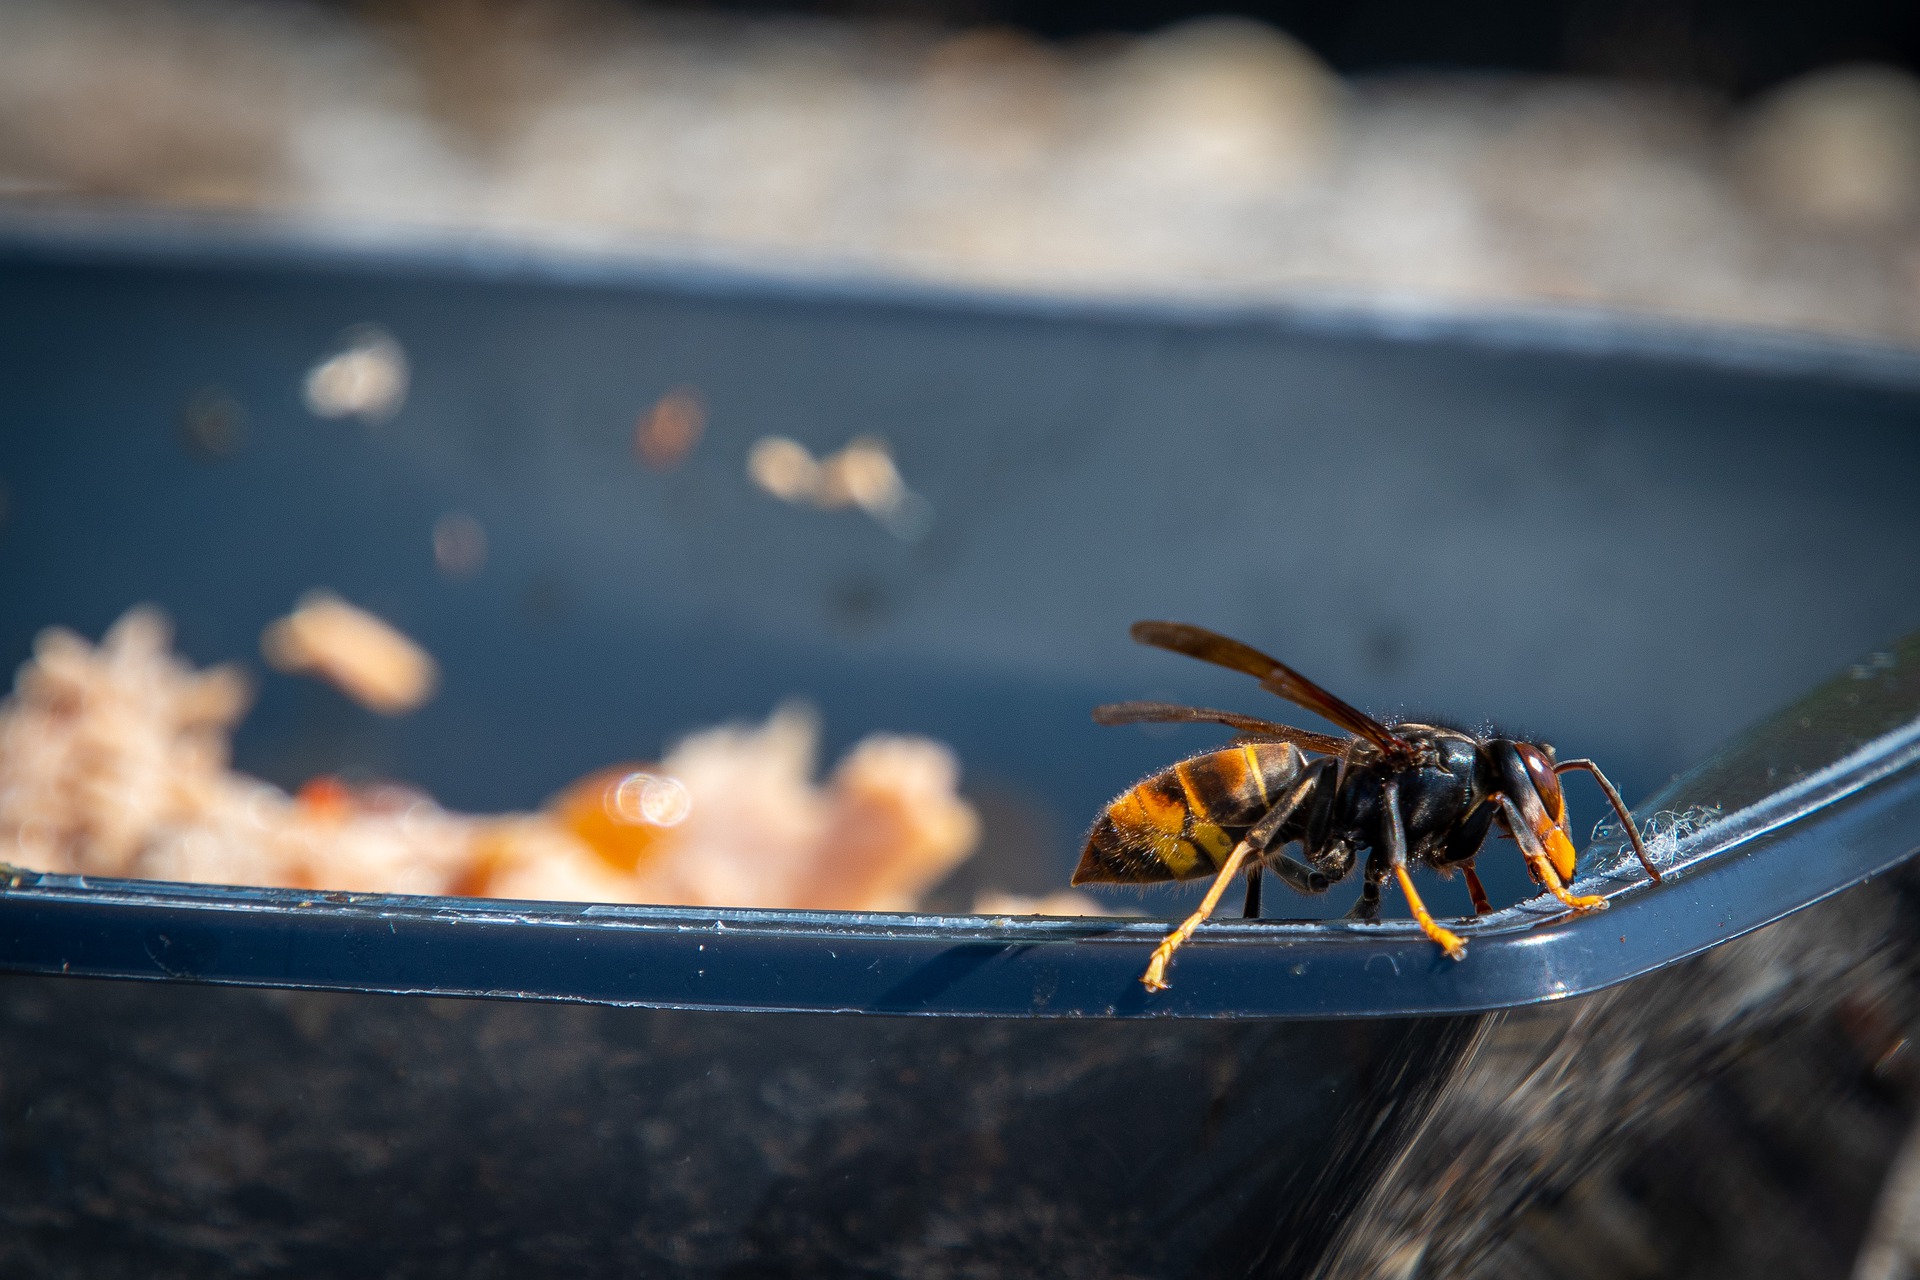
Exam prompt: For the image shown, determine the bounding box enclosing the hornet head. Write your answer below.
[1490,739,1577,883]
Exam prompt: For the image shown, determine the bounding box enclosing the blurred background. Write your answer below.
[4,0,1920,925]
[9,11,1920,1275]
[5,0,1920,340]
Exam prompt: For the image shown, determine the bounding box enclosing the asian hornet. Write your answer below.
[1073,622,1659,991]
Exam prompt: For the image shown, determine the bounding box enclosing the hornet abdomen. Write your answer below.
[1074,742,1308,884]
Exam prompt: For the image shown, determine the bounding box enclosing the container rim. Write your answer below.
[3,224,1918,1017]
[4,207,1920,391]
[0,707,1914,1019]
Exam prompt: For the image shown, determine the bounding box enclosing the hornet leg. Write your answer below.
[1241,848,1328,916]
[1266,851,1328,895]
[1437,806,1497,915]
[1383,779,1466,959]
[1463,865,1494,916]
[1347,846,1386,921]
[1142,776,1315,992]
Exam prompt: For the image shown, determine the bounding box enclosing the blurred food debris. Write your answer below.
[0,608,979,910]
[0,608,252,875]
[812,436,908,524]
[302,325,409,423]
[0,0,287,208]
[261,591,439,714]
[550,763,692,874]
[525,702,979,911]
[1740,65,1920,229]
[431,510,488,579]
[973,889,1115,916]
[748,435,932,539]
[815,438,906,516]
[1079,17,1339,199]
[807,729,979,910]
[634,385,705,470]
[10,4,1920,343]
[178,385,246,458]
[746,435,822,502]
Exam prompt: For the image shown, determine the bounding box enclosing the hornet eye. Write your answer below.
[1516,743,1564,824]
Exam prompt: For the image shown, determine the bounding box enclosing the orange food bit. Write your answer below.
[550,764,691,874]
[447,829,514,899]
[634,388,706,470]
[295,775,355,821]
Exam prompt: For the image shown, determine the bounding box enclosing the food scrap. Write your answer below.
[0,609,980,911]
[747,435,932,540]
[634,387,707,471]
[261,592,439,715]
[303,326,409,424]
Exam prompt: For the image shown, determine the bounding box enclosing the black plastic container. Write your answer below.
[2,223,1919,1276]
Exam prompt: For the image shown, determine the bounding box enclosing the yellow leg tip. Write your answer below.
[1435,931,1467,961]
[1530,855,1612,915]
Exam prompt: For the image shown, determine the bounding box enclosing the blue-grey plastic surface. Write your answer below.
[1,660,1914,1018]
[0,221,1918,1019]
